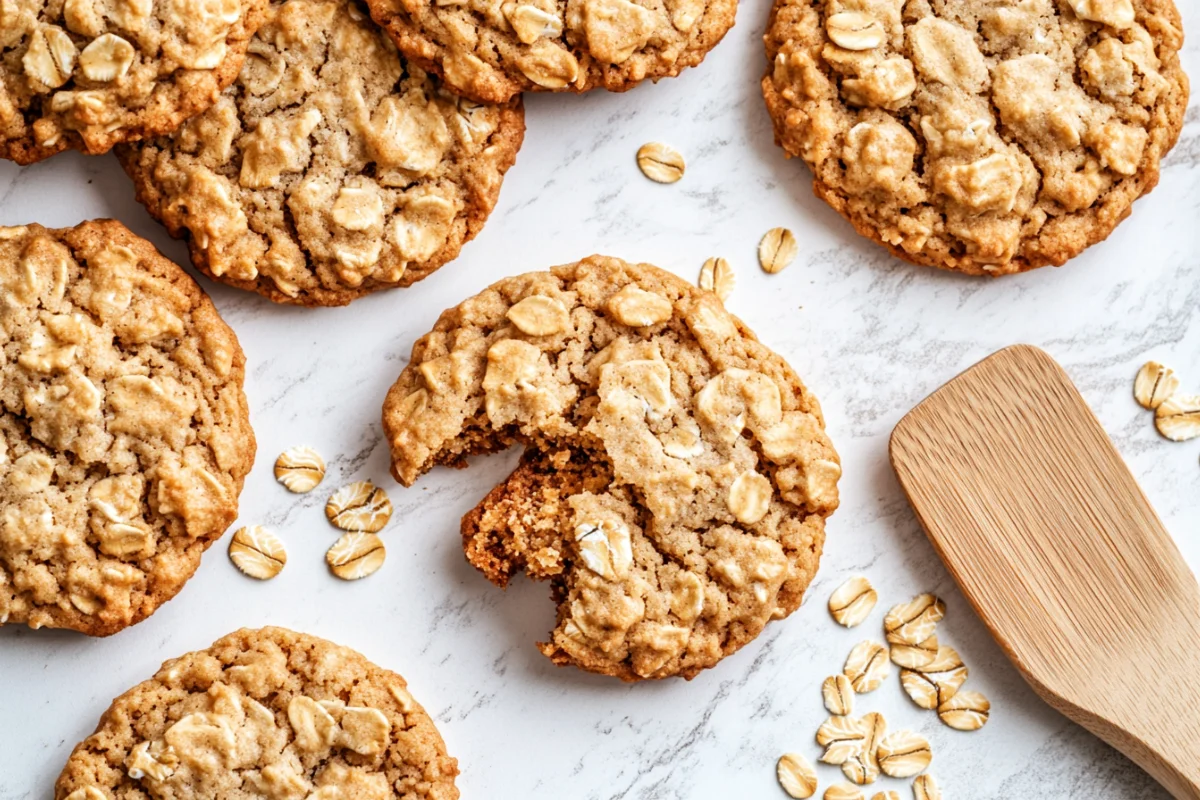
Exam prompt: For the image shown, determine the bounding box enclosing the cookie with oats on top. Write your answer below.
[118,0,525,307]
[54,627,459,799]
[383,255,841,681]
[761,0,1188,274]
[0,220,254,636]
[0,0,268,164]
[365,0,738,104]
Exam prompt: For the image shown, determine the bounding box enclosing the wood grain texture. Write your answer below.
[890,344,1200,800]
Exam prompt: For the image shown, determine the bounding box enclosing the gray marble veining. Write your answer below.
[0,0,1197,795]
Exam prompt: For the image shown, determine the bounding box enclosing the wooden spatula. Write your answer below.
[889,344,1200,800]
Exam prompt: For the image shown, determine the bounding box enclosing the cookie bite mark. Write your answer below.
[384,256,840,681]
[117,0,525,307]
[760,0,1188,274]
[461,446,615,588]
[0,220,254,636]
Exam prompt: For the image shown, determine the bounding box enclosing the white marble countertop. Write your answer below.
[1,1,1198,795]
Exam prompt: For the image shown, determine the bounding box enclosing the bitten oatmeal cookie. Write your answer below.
[117,0,525,307]
[54,627,459,799]
[0,221,254,636]
[0,0,268,164]
[761,0,1188,275]
[364,0,737,104]
[383,256,840,681]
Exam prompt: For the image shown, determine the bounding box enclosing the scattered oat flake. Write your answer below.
[326,532,386,580]
[840,712,883,786]
[884,594,945,646]
[841,751,877,786]
[817,715,867,765]
[759,227,798,274]
[636,142,685,183]
[326,481,392,532]
[900,645,968,710]
[699,257,735,302]
[829,575,878,627]
[844,640,890,693]
[890,634,938,669]
[912,774,942,800]
[1155,394,1200,441]
[823,674,855,716]
[824,783,865,800]
[228,525,287,580]
[938,690,991,731]
[275,445,326,493]
[876,730,932,778]
[1133,361,1179,410]
[777,752,819,799]
[842,711,886,785]
[859,711,887,759]
[870,793,900,800]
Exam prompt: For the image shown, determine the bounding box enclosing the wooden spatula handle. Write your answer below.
[1031,645,1200,800]
[890,345,1200,800]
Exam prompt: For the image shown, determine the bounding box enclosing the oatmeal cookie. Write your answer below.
[365,0,737,104]
[0,220,254,636]
[0,0,268,164]
[54,627,459,799]
[117,0,525,307]
[382,256,840,681]
[761,0,1188,275]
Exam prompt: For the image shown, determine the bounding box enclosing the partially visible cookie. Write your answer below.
[0,0,268,164]
[54,627,460,799]
[761,0,1188,275]
[0,220,254,636]
[365,0,737,104]
[383,256,840,681]
[118,0,525,307]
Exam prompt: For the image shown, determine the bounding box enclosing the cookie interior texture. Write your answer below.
[366,0,738,104]
[383,256,841,681]
[117,0,525,307]
[0,0,268,164]
[762,0,1188,275]
[0,221,254,636]
[54,626,460,799]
